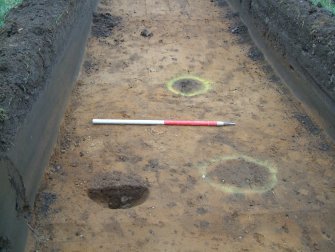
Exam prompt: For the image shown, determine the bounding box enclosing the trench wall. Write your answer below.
[226,0,335,138]
[0,0,98,251]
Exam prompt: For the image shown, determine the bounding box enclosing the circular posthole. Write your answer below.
[166,76,211,96]
[88,171,149,209]
[199,155,277,194]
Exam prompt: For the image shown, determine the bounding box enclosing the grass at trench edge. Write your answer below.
[0,0,22,27]
[311,0,335,14]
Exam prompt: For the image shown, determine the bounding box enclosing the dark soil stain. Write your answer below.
[248,46,264,61]
[230,22,252,44]
[5,23,19,37]
[262,65,281,83]
[167,202,177,208]
[0,109,8,123]
[103,217,124,236]
[196,207,208,215]
[253,233,265,245]
[213,0,228,7]
[92,13,121,38]
[294,113,320,135]
[195,220,210,229]
[222,211,243,238]
[0,236,11,251]
[207,158,270,189]
[116,154,142,163]
[318,143,330,151]
[88,171,149,209]
[50,164,63,173]
[172,78,204,95]
[179,175,197,193]
[83,59,98,74]
[144,159,162,171]
[35,192,57,217]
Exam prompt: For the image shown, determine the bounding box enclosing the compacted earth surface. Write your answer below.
[27,0,335,251]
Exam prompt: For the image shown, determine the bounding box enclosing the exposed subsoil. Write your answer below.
[27,0,335,251]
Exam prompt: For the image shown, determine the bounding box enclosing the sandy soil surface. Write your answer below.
[27,0,335,251]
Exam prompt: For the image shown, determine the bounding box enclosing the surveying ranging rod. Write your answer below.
[92,119,235,127]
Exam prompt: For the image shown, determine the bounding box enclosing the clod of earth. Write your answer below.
[88,171,149,209]
[248,47,264,61]
[231,25,248,34]
[140,28,153,37]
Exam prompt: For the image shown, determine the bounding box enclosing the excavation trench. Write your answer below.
[27,1,335,250]
[0,0,334,251]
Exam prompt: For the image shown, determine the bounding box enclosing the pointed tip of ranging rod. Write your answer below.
[221,121,236,126]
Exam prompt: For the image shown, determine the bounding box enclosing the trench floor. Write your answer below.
[27,0,335,251]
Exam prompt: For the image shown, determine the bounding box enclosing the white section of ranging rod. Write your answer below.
[92,119,236,126]
[92,119,165,125]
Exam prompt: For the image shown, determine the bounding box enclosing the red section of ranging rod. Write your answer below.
[164,120,218,126]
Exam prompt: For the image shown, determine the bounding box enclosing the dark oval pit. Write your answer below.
[207,158,271,189]
[88,171,149,209]
[172,78,204,95]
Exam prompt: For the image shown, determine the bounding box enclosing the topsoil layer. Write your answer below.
[0,0,85,152]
